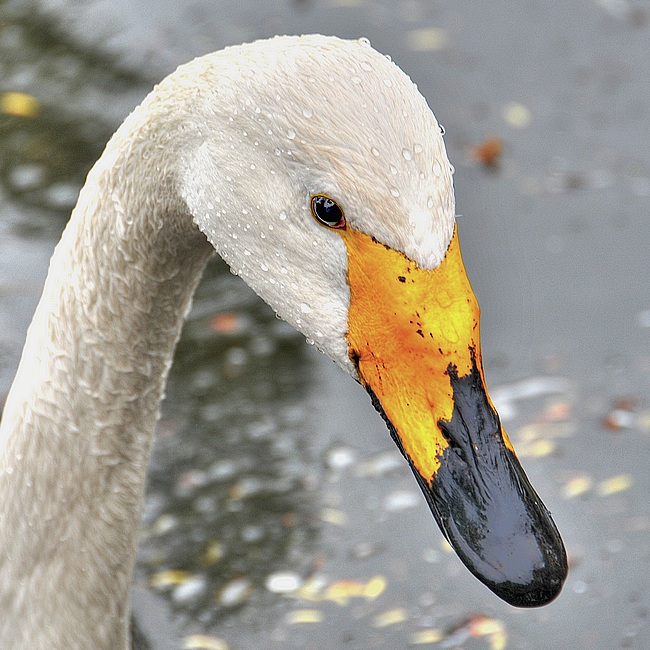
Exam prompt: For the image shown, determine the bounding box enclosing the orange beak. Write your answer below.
[341,225,567,607]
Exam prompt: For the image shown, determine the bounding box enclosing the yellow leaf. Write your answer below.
[373,607,408,627]
[598,474,632,496]
[0,91,40,118]
[410,629,443,644]
[149,569,193,588]
[563,475,593,499]
[183,634,229,650]
[407,28,448,52]
[286,609,323,624]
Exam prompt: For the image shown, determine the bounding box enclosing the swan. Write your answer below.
[0,35,567,648]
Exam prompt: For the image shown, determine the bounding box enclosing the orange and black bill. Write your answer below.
[342,225,567,607]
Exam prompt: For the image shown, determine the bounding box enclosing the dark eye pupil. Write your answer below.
[311,195,345,228]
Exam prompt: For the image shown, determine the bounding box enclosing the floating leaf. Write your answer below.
[410,628,443,644]
[0,91,40,118]
[563,475,593,499]
[373,607,408,627]
[503,102,531,128]
[183,634,229,650]
[320,507,347,526]
[407,28,449,52]
[598,474,632,496]
[150,569,193,589]
[286,609,323,624]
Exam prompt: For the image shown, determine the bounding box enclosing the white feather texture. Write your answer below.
[0,35,456,648]
[181,35,455,367]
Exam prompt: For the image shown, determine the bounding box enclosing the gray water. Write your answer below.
[1,1,649,648]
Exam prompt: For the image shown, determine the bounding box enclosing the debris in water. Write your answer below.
[471,136,503,168]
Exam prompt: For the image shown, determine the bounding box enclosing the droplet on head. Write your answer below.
[402,148,413,161]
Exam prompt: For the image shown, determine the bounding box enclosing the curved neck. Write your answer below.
[0,119,213,647]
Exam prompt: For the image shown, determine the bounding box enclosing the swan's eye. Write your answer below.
[310,194,346,229]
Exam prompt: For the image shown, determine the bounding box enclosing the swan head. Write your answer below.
[177,35,567,606]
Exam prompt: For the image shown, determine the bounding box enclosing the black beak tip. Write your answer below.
[489,556,568,608]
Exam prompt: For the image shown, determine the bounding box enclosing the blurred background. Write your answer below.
[1,0,649,648]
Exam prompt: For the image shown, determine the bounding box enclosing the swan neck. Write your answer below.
[0,118,212,648]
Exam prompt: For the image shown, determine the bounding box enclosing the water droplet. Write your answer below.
[300,303,312,314]
[358,37,371,47]
[383,78,393,87]
[390,164,398,175]
[286,128,296,140]
[242,130,248,137]
[432,161,442,177]
[449,164,455,175]
[351,75,362,85]
[414,143,423,154]
[274,148,281,156]
[360,61,373,71]
[427,196,434,209]
[279,211,287,221]
[302,107,313,118]
[207,202,214,210]
[439,124,446,135]
[244,249,251,256]
[384,54,392,62]
[419,171,426,180]
[261,262,269,272]
[402,148,413,161]
[250,163,256,170]
[371,147,380,156]
[390,187,400,198]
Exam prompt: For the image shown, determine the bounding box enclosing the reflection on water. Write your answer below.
[0,3,149,220]
[140,258,320,626]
